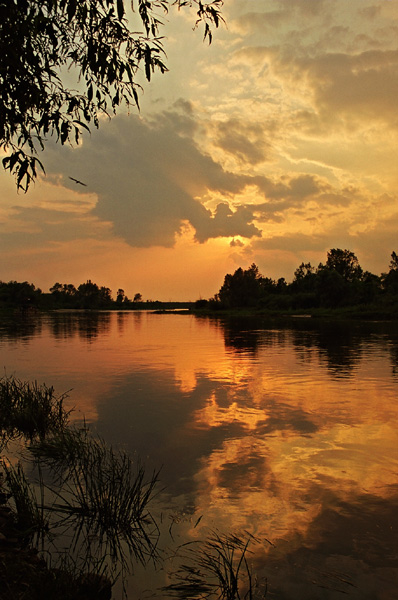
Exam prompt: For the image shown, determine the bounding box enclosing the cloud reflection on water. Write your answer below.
[1,312,398,597]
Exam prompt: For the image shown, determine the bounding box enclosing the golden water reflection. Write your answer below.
[1,312,397,597]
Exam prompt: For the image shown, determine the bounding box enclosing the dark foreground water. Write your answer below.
[1,311,398,599]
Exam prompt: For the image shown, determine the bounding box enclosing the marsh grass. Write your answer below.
[0,375,160,596]
[163,530,267,600]
[2,460,48,545]
[26,427,160,589]
[0,375,70,446]
[0,376,266,599]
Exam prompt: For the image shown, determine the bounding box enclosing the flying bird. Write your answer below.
[69,176,87,186]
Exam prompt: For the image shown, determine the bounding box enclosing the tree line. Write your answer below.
[0,279,143,310]
[197,249,398,313]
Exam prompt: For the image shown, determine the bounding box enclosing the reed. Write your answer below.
[1,376,267,599]
[163,530,267,600]
[0,375,70,446]
[0,372,160,597]
[3,460,48,545]
[28,427,160,584]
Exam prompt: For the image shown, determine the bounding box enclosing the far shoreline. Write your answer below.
[1,302,397,322]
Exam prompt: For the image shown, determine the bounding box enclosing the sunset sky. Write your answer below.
[1,0,398,301]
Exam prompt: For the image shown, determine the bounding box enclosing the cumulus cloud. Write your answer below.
[43,107,339,248]
[230,238,244,248]
[10,100,368,255]
[213,118,270,165]
[194,203,261,243]
[231,1,398,135]
[299,50,398,125]
[252,174,330,203]
[40,108,262,247]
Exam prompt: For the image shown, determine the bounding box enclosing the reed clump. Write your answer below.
[163,530,267,600]
[0,375,159,597]
[0,376,265,599]
[2,461,48,544]
[0,375,70,447]
[30,428,160,573]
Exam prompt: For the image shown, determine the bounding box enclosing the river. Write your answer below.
[1,310,397,599]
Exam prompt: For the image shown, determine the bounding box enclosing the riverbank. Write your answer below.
[1,302,396,321]
[191,302,398,321]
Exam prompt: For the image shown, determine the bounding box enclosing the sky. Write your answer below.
[1,0,398,301]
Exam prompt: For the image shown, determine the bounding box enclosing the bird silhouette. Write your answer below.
[69,176,87,186]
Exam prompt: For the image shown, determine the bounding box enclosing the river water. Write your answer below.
[1,311,398,599]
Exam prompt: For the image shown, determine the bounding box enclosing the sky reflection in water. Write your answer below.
[0,312,397,598]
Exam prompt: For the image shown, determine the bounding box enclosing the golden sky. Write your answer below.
[1,0,398,300]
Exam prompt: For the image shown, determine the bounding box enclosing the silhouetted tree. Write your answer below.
[390,251,398,270]
[290,262,318,308]
[0,280,41,308]
[218,264,265,308]
[133,293,143,303]
[99,286,113,304]
[292,262,316,291]
[276,277,287,292]
[63,283,77,296]
[0,0,224,190]
[325,248,363,282]
[49,283,63,295]
[315,267,347,308]
[383,251,398,294]
[49,282,77,306]
[356,271,381,304]
[116,288,125,303]
[76,280,112,308]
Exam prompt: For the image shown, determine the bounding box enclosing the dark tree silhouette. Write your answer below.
[0,0,224,190]
[217,264,267,308]
[293,262,315,287]
[389,251,398,271]
[324,248,363,282]
[49,282,77,307]
[116,288,125,303]
[210,249,386,311]
[76,280,112,308]
[383,251,398,294]
[0,280,41,308]
[316,268,347,308]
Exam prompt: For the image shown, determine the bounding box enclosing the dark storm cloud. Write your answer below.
[42,109,264,247]
[39,108,332,248]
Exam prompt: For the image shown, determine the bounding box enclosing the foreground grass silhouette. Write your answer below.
[0,376,263,600]
[0,376,158,599]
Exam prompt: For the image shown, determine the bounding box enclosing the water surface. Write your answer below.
[1,311,397,598]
